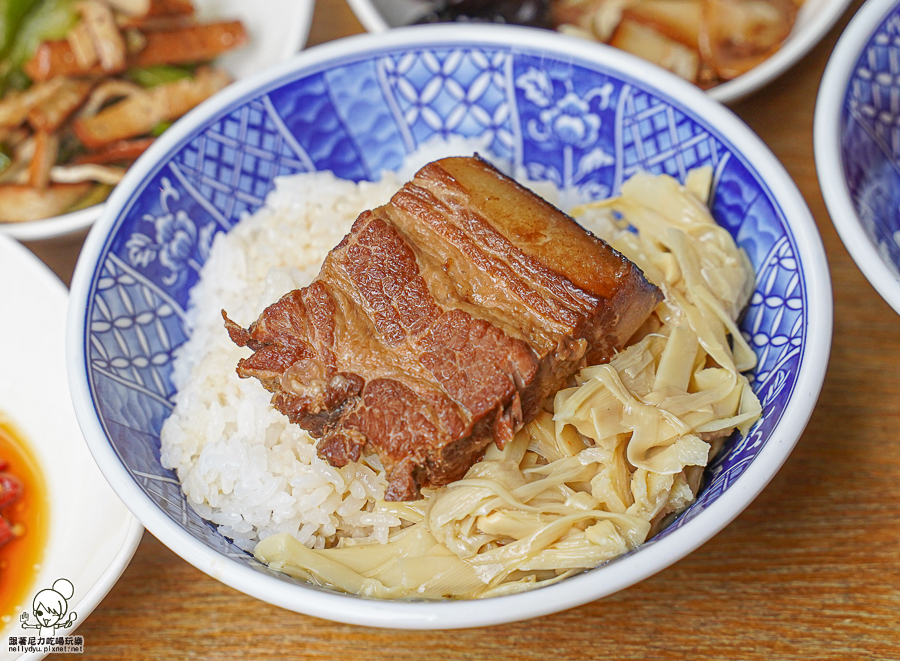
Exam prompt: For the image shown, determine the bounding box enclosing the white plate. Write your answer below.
[345,0,853,104]
[0,235,142,661]
[0,0,315,243]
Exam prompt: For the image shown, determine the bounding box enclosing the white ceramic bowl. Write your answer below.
[815,0,900,315]
[0,235,142,661]
[346,0,853,104]
[0,0,315,243]
[67,26,832,629]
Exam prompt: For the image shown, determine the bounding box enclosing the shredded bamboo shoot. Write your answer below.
[254,168,761,599]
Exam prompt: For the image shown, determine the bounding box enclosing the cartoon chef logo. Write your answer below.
[19,578,78,635]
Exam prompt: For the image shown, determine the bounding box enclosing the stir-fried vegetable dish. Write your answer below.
[0,0,247,222]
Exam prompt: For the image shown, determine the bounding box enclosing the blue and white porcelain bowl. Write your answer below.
[67,26,832,628]
[816,0,900,316]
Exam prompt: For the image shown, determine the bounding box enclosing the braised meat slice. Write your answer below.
[224,156,662,500]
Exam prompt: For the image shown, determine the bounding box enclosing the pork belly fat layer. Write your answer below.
[224,156,662,500]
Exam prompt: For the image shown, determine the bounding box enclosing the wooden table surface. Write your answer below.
[19,0,900,658]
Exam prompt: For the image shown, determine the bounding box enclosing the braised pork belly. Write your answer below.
[224,156,662,500]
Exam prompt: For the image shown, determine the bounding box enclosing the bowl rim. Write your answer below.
[344,0,854,104]
[0,204,105,242]
[814,0,900,316]
[0,0,316,243]
[68,24,833,629]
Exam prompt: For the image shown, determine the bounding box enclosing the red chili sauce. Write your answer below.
[0,416,48,621]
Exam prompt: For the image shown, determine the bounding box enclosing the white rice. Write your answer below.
[160,139,570,553]
[160,171,407,551]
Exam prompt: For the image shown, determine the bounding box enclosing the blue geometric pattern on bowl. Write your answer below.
[80,43,808,580]
[841,10,900,279]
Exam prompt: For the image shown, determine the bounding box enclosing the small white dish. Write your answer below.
[0,235,142,661]
[345,0,853,104]
[815,0,900,316]
[0,0,315,243]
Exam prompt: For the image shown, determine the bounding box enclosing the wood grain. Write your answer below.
[22,0,900,658]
